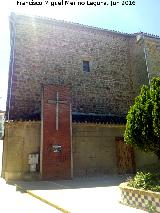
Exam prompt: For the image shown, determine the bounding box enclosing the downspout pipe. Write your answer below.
[142,33,151,85]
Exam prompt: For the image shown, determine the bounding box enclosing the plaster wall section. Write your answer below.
[135,149,159,170]
[2,121,159,180]
[72,125,125,176]
[2,121,40,180]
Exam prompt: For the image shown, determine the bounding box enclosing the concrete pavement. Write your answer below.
[14,176,146,213]
[0,140,60,212]
[0,178,61,213]
[0,140,145,212]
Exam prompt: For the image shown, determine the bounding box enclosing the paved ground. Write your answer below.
[0,178,61,212]
[0,141,60,212]
[0,140,146,212]
[14,176,146,213]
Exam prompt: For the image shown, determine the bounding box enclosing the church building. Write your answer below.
[2,13,160,180]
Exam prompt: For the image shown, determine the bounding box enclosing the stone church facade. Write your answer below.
[2,13,160,180]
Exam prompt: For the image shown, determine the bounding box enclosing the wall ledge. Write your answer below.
[4,121,41,127]
[72,122,125,128]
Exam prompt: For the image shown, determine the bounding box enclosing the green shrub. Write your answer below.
[124,77,160,159]
[128,171,160,192]
[136,163,160,173]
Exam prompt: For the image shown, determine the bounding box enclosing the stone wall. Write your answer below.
[144,37,160,79]
[7,14,160,121]
[0,112,5,138]
[7,14,146,120]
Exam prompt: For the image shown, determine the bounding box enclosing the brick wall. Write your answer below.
[7,14,149,120]
[41,85,72,179]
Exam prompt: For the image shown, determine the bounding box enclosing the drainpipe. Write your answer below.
[142,33,151,85]
[7,14,16,121]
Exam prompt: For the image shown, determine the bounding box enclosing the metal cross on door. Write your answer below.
[48,91,68,131]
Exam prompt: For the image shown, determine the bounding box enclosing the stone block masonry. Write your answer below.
[144,37,160,79]
[6,13,150,120]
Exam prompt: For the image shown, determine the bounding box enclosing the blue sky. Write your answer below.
[0,0,160,110]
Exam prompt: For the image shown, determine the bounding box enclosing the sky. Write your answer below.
[0,0,160,110]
